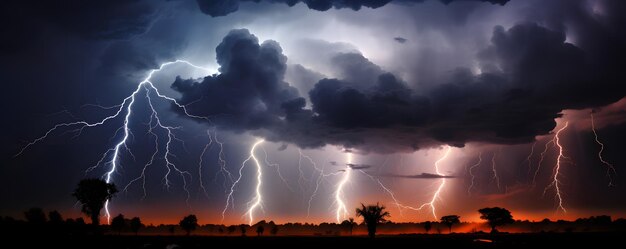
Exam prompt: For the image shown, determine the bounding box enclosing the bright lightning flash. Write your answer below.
[543,122,569,213]
[17,60,213,224]
[223,139,265,225]
[418,146,452,219]
[334,152,352,223]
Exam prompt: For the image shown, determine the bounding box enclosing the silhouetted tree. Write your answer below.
[355,203,390,238]
[270,225,279,235]
[111,214,126,235]
[72,178,118,226]
[227,225,236,234]
[440,215,461,233]
[168,225,175,235]
[48,210,63,226]
[424,221,432,234]
[341,218,356,235]
[24,208,47,225]
[130,217,142,235]
[256,225,264,236]
[240,224,248,236]
[478,207,514,233]
[179,215,198,236]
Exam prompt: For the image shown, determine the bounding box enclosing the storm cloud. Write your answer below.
[196,0,509,17]
[173,11,626,153]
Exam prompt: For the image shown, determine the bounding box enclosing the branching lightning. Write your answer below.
[260,146,293,192]
[543,122,569,213]
[467,152,482,196]
[17,60,213,224]
[591,113,617,186]
[222,139,265,225]
[211,129,234,191]
[418,146,452,220]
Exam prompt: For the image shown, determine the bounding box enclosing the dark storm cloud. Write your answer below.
[174,4,626,153]
[171,29,302,130]
[195,0,509,17]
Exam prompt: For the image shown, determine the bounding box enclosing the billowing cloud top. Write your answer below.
[196,0,510,17]
[172,14,626,153]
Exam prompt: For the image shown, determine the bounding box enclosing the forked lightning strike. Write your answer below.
[17,60,213,223]
[418,146,452,219]
[222,139,265,225]
[543,122,569,213]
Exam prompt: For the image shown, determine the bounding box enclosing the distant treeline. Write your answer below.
[1,208,625,236]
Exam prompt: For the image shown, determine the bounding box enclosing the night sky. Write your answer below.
[2,0,626,225]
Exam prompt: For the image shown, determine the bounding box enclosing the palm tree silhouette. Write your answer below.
[72,178,118,227]
[355,203,390,238]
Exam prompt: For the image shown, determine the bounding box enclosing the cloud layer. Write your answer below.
[173,7,626,153]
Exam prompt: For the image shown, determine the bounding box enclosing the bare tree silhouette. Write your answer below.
[72,178,118,227]
[355,203,390,238]
[478,207,514,233]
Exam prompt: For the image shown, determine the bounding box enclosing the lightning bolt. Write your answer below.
[591,113,617,186]
[222,139,265,225]
[418,146,452,220]
[197,130,213,199]
[543,122,569,213]
[357,170,419,217]
[260,146,293,192]
[467,152,482,196]
[491,151,500,190]
[245,140,265,225]
[334,152,352,223]
[533,139,555,187]
[210,129,234,191]
[17,60,214,224]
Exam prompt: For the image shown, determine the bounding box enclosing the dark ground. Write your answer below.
[11,233,622,248]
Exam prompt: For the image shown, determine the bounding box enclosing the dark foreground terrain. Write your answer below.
[10,233,622,248]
